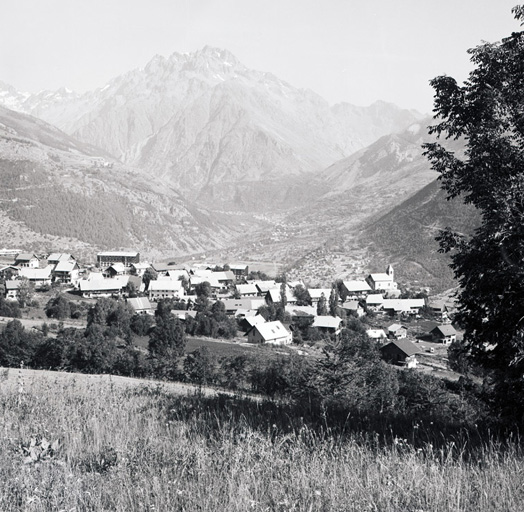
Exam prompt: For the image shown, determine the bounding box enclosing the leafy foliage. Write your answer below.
[422,6,524,420]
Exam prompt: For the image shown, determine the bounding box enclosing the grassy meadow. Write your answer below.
[1,367,523,511]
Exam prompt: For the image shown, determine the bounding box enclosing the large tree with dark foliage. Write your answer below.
[423,6,524,420]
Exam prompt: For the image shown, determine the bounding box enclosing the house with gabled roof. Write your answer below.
[19,266,53,289]
[221,298,266,315]
[427,300,449,320]
[252,280,278,296]
[247,320,292,345]
[14,253,39,268]
[127,297,154,315]
[382,299,425,316]
[388,323,408,339]
[308,288,332,304]
[312,316,343,336]
[430,324,457,344]
[105,262,127,278]
[213,270,235,287]
[47,253,75,267]
[0,265,20,280]
[235,283,258,297]
[340,300,365,317]
[53,259,80,285]
[229,264,249,282]
[5,280,21,301]
[341,280,372,298]
[130,262,151,277]
[265,287,297,306]
[380,339,420,368]
[97,251,139,269]
[148,279,185,302]
[79,277,127,298]
[239,314,266,333]
[366,294,385,312]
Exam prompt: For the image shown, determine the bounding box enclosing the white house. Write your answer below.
[5,280,21,300]
[19,266,53,289]
[430,324,457,344]
[312,316,343,336]
[341,280,372,298]
[366,329,388,341]
[53,260,80,285]
[14,253,40,268]
[127,297,154,315]
[247,320,292,345]
[148,279,185,301]
[235,283,258,297]
[79,277,128,298]
[388,323,408,339]
[221,298,266,314]
[308,288,332,304]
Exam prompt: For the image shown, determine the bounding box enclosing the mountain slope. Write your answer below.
[0,47,423,211]
[0,105,262,260]
[361,179,479,292]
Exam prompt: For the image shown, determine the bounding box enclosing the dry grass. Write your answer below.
[0,367,523,511]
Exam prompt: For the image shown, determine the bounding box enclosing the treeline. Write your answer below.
[0,296,489,434]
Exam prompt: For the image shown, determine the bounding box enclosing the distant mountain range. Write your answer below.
[0,105,264,261]
[0,47,475,289]
[0,47,422,211]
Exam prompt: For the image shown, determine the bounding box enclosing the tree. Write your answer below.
[328,286,339,317]
[86,298,134,342]
[293,284,312,306]
[422,6,524,419]
[148,315,186,359]
[183,347,217,386]
[0,320,40,367]
[279,278,288,309]
[317,293,328,316]
[17,277,33,308]
[142,268,158,290]
[130,313,154,336]
[335,279,348,302]
[45,294,71,320]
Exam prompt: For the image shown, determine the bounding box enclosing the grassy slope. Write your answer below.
[1,367,523,511]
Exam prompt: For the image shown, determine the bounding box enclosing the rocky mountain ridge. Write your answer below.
[0,47,423,211]
[0,104,263,260]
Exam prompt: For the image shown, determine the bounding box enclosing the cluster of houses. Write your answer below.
[0,250,457,368]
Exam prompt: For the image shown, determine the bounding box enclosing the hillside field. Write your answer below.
[0,367,523,511]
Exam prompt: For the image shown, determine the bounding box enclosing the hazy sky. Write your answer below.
[0,0,521,113]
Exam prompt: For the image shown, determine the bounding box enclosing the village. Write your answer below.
[0,251,457,371]
[0,249,460,375]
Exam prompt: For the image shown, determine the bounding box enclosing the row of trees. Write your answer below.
[0,313,487,431]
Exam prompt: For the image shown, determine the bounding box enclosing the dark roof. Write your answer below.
[381,339,420,357]
[430,324,457,336]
